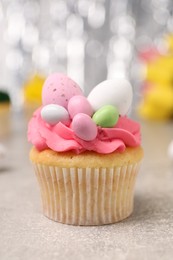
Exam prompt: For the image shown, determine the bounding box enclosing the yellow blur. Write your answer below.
[138,35,173,120]
[23,74,45,105]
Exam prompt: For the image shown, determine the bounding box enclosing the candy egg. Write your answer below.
[87,79,133,116]
[42,73,83,109]
[71,113,97,141]
[68,95,93,118]
[92,105,119,127]
[41,104,70,125]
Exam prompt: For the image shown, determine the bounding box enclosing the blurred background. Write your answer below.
[0,0,173,118]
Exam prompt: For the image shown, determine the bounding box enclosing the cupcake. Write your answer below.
[28,73,143,225]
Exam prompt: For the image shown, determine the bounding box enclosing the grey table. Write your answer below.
[0,110,173,260]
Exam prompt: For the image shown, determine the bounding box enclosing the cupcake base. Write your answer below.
[32,160,141,225]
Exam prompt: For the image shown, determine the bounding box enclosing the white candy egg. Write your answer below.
[87,79,133,116]
[41,104,70,125]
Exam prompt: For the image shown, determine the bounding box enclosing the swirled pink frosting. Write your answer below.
[28,107,141,154]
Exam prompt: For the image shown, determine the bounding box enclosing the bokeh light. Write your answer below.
[0,0,173,110]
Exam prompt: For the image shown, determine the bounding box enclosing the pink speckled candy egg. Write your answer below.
[68,95,93,119]
[71,113,97,141]
[42,73,83,109]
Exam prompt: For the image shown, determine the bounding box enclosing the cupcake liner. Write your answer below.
[33,162,141,225]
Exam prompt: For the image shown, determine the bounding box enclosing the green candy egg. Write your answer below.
[92,105,119,128]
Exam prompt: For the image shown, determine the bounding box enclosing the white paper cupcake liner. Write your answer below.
[33,162,141,225]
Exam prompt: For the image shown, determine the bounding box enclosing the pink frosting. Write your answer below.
[28,107,141,154]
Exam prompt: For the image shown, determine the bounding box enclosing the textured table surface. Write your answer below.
[0,110,173,260]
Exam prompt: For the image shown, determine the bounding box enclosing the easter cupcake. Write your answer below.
[28,73,143,225]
